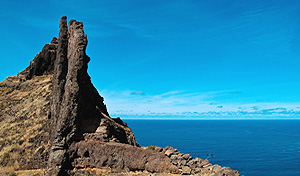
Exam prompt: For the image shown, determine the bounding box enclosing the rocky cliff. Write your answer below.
[0,16,239,176]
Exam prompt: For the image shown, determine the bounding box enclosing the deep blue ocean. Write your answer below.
[124,120,300,176]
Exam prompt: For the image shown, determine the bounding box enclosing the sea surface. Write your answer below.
[124,119,300,176]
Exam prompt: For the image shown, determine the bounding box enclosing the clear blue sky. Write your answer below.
[1,0,300,119]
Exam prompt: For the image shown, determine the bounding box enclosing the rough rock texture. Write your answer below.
[71,142,178,174]
[20,37,58,80]
[0,16,139,175]
[158,146,240,176]
[45,16,139,175]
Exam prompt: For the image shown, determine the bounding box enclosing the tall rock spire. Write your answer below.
[50,16,68,141]
[45,17,138,175]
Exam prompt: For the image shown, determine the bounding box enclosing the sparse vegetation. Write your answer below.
[2,152,9,160]
[0,74,52,170]
[1,152,10,166]
[147,145,157,150]
[0,167,17,176]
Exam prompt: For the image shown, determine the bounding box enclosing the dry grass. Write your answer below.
[15,169,44,176]
[0,74,52,170]
[0,167,17,176]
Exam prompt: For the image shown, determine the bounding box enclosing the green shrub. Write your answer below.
[1,152,10,166]
[2,152,10,160]
[147,145,156,150]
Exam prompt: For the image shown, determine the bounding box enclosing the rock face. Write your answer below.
[71,142,178,174]
[44,16,139,175]
[21,38,58,80]
[0,16,240,176]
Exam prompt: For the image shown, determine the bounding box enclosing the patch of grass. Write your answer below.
[147,145,156,150]
[1,152,10,166]
[0,140,5,146]
[0,75,52,171]
[2,152,10,160]
[16,169,45,176]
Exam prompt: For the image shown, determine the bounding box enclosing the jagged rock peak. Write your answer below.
[45,16,138,176]
[19,17,68,80]
[19,37,58,80]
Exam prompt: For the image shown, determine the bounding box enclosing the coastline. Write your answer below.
[125,119,300,176]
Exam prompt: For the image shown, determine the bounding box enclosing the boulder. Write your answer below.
[194,157,204,163]
[72,142,179,174]
[212,164,222,173]
[181,166,191,175]
[221,167,240,176]
[182,154,190,160]
[164,150,173,157]
[193,167,202,174]
[154,146,163,152]
[170,154,178,160]
[197,159,209,168]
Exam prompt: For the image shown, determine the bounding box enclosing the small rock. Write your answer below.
[154,146,163,152]
[170,154,178,160]
[173,151,180,155]
[187,159,195,166]
[203,163,212,168]
[197,159,209,168]
[177,156,183,161]
[189,165,196,170]
[163,146,173,153]
[182,154,190,160]
[181,159,187,166]
[165,146,174,150]
[165,150,173,157]
[221,167,240,176]
[194,157,204,163]
[181,166,191,175]
[187,160,196,170]
[212,164,222,173]
[194,167,202,174]
[171,159,178,165]
[178,152,184,156]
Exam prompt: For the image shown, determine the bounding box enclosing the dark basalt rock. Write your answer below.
[70,142,179,174]
[21,37,58,80]
[44,17,139,175]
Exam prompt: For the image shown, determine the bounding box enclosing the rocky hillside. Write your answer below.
[0,74,52,170]
[0,16,239,176]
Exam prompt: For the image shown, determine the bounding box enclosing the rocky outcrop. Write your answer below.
[0,16,240,176]
[20,37,58,80]
[69,144,239,176]
[158,146,239,176]
[45,16,139,175]
[71,142,178,174]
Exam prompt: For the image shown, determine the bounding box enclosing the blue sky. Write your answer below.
[1,0,300,119]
